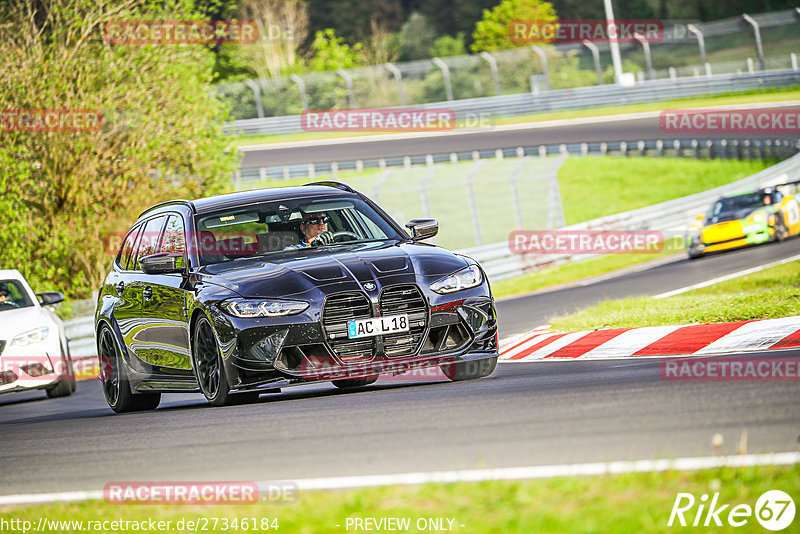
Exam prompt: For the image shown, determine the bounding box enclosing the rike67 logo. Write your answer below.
[669,490,795,531]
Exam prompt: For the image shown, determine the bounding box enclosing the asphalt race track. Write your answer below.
[240,102,800,168]
[1,241,799,497]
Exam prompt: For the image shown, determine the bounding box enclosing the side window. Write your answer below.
[132,215,167,270]
[160,215,187,255]
[117,225,142,271]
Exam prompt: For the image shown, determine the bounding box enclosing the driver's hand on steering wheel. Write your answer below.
[311,231,334,247]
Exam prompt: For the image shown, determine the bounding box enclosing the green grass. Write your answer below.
[550,259,800,331]
[229,87,800,147]
[3,465,796,533]
[558,158,771,225]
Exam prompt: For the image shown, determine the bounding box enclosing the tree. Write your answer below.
[397,12,437,60]
[430,33,467,57]
[237,0,310,79]
[0,0,237,297]
[308,28,364,71]
[471,0,557,52]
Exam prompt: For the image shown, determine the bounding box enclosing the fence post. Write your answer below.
[634,34,654,80]
[466,161,484,246]
[668,67,676,80]
[420,167,437,219]
[373,170,391,204]
[582,40,603,85]
[746,58,755,73]
[742,14,765,71]
[385,63,406,106]
[244,79,265,119]
[509,158,527,230]
[336,69,356,109]
[432,58,454,101]
[791,53,798,71]
[686,24,707,66]
[547,153,567,230]
[479,51,502,96]
[530,46,550,90]
[290,74,309,112]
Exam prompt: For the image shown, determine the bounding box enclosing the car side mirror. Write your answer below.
[140,253,186,275]
[696,214,704,220]
[36,291,64,306]
[405,218,438,241]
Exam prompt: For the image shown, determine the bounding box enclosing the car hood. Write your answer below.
[0,306,55,340]
[195,241,470,299]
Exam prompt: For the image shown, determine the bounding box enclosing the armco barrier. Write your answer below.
[462,151,800,280]
[235,138,797,183]
[228,69,800,137]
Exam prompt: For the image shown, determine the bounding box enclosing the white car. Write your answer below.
[0,269,75,398]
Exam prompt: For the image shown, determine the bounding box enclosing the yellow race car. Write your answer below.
[686,185,800,259]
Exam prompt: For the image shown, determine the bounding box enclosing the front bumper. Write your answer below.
[0,340,65,394]
[686,222,774,255]
[210,287,499,389]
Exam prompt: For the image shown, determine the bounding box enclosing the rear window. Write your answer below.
[117,224,142,271]
[131,215,167,270]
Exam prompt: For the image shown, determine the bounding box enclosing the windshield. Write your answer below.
[708,192,766,218]
[195,195,405,265]
[0,280,34,312]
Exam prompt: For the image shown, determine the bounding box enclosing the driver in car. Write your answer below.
[285,212,335,249]
[0,286,15,307]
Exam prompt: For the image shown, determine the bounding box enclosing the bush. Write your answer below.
[0,0,238,298]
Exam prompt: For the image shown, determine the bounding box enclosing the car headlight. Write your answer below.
[430,265,483,294]
[10,326,50,346]
[221,298,309,318]
[687,227,701,237]
[748,211,765,223]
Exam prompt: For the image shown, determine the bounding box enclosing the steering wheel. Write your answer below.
[331,231,359,243]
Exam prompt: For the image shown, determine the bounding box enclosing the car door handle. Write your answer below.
[116,281,125,295]
[143,287,153,301]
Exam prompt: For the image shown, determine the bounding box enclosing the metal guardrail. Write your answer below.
[462,151,800,281]
[228,69,800,137]
[235,138,798,183]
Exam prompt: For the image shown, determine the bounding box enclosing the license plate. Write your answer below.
[348,314,409,339]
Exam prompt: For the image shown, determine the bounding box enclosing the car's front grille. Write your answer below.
[321,285,430,361]
[380,285,428,358]
[323,292,374,361]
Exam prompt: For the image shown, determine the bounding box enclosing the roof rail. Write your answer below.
[303,181,356,194]
[138,199,195,218]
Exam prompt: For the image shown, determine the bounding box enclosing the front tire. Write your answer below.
[98,325,160,413]
[440,356,497,381]
[46,343,76,398]
[192,316,239,407]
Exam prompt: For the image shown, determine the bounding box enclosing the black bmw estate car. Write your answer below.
[95,181,498,412]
